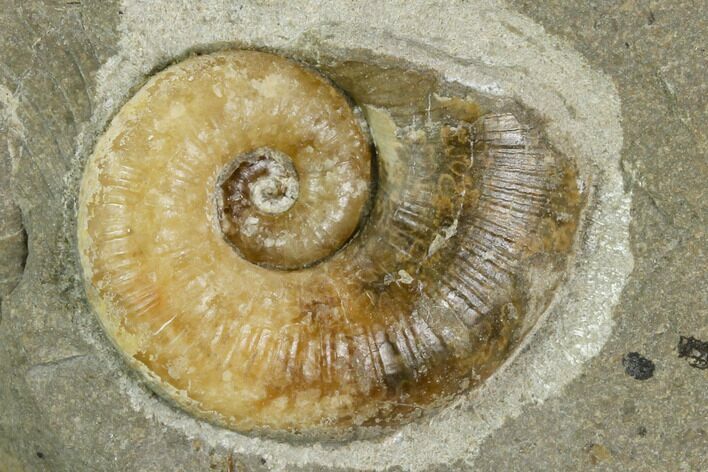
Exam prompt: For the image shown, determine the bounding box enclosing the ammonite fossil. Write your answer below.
[78,50,582,435]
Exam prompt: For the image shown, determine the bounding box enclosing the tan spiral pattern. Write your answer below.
[78,50,582,434]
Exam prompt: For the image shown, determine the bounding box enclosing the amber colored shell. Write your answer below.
[78,50,582,435]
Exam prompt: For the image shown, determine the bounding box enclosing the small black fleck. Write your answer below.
[260,457,267,465]
[622,352,655,380]
[677,336,708,369]
[637,426,647,437]
[624,42,630,49]
[648,10,656,25]
[36,452,44,459]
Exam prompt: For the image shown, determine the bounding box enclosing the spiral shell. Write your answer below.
[78,50,582,435]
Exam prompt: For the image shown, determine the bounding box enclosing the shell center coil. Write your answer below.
[220,147,300,216]
[215,140,372,270]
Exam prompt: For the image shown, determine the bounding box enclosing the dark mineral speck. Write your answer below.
[622,352,655,380]
[677,336,708,369]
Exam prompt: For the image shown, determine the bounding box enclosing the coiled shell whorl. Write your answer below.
[78,50,582,436]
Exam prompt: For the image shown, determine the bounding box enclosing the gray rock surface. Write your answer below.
[0,1,705,471]
[475,2,708,470]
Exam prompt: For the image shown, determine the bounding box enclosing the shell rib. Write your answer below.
[78,50,581,434]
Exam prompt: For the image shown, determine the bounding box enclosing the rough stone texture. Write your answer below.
[0,1,705,471]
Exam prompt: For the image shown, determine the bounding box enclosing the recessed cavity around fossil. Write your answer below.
[77,49,584,437]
